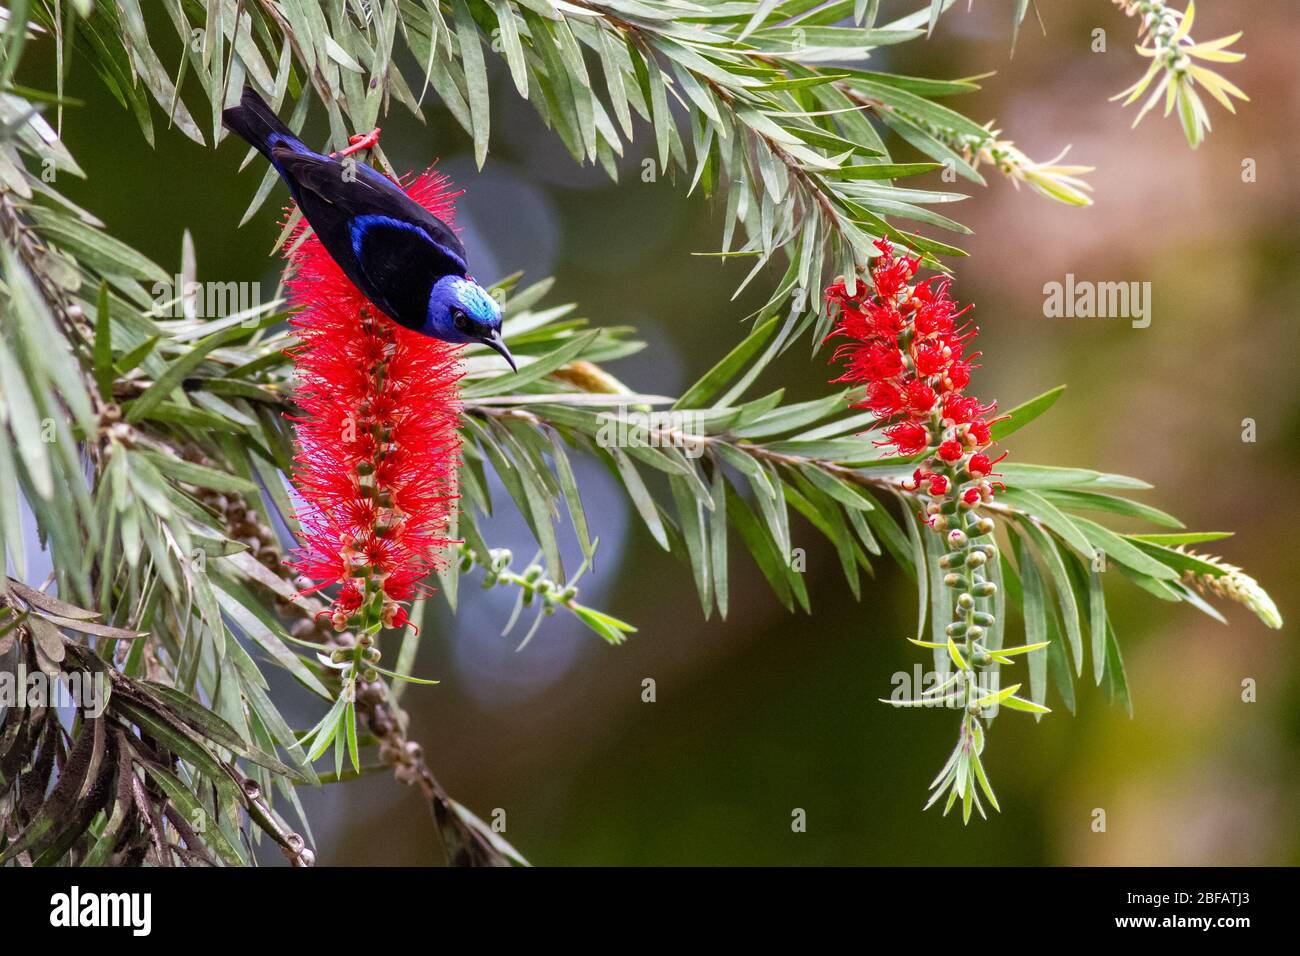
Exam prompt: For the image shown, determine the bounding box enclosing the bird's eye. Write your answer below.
[452,309,473,333]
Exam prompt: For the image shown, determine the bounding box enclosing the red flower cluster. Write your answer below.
[827,240,1005,511]
[285,169,463,628]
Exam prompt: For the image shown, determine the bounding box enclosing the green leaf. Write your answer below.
[124,325,247,423]
[549,431,593,560]
[1000,489,1094,559]
[92,282,114,401]
[1017,521,1084,676]
[609,446,669,551]
[1103,618,1133,716]
[675,318,778,410]
[1127,531,1232,546]
[825,162,941,180]
[1088,565,1107,685]
[710,461,729,619]
[1013,533,1049,714]
[669,474,712,616]
[999,695,1051,715]
[991,385,1065,441]
[451,0,491,168]
[1042,490,1184,530]
[1072,516,1180,581]
[725,478,793,611]
[138,450,260,494]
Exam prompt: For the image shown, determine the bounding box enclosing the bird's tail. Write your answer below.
[221,85,307,161]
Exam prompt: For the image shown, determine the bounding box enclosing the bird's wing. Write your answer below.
[345,214,463,327]
[274,149,470,326]
[273,148,467,269]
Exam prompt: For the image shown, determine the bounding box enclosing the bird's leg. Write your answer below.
[331,127,382,159]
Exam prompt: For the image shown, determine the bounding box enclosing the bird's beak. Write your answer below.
[481,329,517,372]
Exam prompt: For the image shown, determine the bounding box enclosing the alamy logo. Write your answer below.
[0,664,107,718]
[150,274,263,320]
[1042,274,1151,328]
[49,886,151,936]
[595,408,706,459]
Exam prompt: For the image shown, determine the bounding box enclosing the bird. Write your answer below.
[221,85,515,370]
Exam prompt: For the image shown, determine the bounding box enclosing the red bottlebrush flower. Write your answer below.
[968,451,1007,479]
[937,440,964,462]
[903,379,937,414]
[882,420,930,456]
[836,308,873,343]
[913,343,950,377]
[945,360,972,391]
[968,419,993,446]
[868,239,919,299]
[826,240,1008,496]
[866,301,905,340]
[284,167,463,623]
[862,380,905,417]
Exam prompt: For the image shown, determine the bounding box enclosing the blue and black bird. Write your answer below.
[222,85,515,370]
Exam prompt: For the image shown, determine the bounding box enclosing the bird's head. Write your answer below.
[425,275,515,370]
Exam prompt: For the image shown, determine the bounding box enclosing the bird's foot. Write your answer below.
[332,127,382,159]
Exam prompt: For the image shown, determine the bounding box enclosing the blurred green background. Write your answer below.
[25,0,1299,864]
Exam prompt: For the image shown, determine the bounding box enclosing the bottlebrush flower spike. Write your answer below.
[827,238,1004,512]
[284,168,463,632]
[826,240,1030,824]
